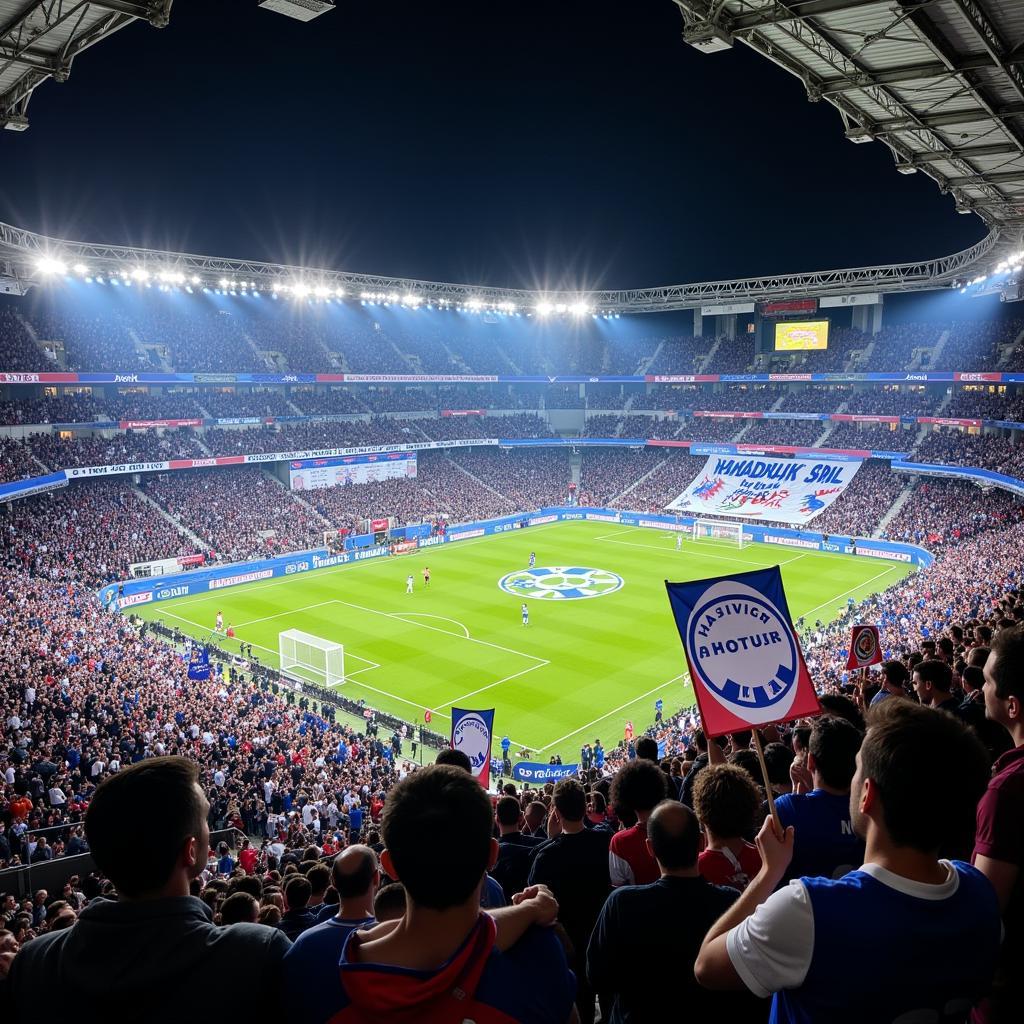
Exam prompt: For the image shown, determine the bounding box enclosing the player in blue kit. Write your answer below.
[522,603,529,627]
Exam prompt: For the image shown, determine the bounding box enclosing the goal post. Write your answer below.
[692,518,746,548]
[279,629,345,688]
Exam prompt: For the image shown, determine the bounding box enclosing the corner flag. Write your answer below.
[665,565,820,738]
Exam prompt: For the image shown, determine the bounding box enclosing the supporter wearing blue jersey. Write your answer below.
[696,701,1000,1024]
[774,715,865,883]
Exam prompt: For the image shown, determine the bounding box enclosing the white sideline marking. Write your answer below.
[396,612,471,638]
[797,564,905,621]
[440,662,548,709]
[537,674,689,753]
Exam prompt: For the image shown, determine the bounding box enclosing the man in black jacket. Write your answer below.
[5,756,290,1023]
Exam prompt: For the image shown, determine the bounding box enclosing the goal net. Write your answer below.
[279,629,345,688]
[692,519,746,548]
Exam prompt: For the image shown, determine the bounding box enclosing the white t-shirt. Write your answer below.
[726,862,961,998]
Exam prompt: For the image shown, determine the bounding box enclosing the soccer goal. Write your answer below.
[279,629,345,688]
[692,518,746,548]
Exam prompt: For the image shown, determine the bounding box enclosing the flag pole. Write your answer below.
[751,729,783,837]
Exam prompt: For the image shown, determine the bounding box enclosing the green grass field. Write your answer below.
[135,521,914,762]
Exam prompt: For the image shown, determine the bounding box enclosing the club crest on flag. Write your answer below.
[846,624,882,670]
[666,566,820,736]
[451,708,495,788]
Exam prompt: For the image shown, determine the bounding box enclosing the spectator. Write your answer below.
[587,801,763,1023]
[328,765,575,1022]
[492,795,543,899]
[774,716,864,883]
[695,700,999,1023]
[283,846,380,1023]
[372,882,407,923]
[220,892,259,925]
[277,875,317,941]
[608,759,668,887]
[692,764,762,891]
[5,757,290,1021]
[528,778,612,1024]
[913,659,959,712]
[972,626,1024,1023]
[869,660,910,706]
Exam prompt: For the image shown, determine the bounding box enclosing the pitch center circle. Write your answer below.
[498,566,624,601]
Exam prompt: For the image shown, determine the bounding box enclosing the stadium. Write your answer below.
[1,2,1023,1023]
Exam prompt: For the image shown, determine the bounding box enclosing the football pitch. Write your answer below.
[135,521,914,763]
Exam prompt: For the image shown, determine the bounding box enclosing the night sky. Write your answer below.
[0,0,988,290]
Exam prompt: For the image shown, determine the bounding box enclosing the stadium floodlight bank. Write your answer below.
[693,519,746,548]
[279,629,345,688]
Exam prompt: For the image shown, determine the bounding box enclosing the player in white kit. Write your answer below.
[406,574,414,595]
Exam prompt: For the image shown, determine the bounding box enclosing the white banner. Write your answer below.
[667,454,862,524]
[289,453,417,491]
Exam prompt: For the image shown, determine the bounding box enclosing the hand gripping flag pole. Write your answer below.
[666,565,822,835]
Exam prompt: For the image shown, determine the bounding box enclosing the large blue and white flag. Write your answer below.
[451,708,495,788]
[667,454,862,524]
[186,646,211,682]
[665,566,821,737]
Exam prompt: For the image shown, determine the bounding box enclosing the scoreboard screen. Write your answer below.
[774,320,830,351]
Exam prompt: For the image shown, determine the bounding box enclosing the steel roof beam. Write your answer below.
[947,0,1024,106]
[912,142,1022,163]
[819,52,1024,96]
[726,0,885,33]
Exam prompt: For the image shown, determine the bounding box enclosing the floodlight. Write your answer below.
[570,301,590,316]
[191,275,201,285]
[292,282,311,298]
[536,301,554,316]
[36,256,67,275]
[314,285,330,298]
[73,263,89,275]
[131,267,150,281]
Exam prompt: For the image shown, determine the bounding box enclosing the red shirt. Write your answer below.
[973,743,1024,1022]
[609,823,659,887]
[239,848,258,874]
[698,842,762,892]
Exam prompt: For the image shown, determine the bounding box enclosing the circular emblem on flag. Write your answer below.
[685,580,801,725]
[498,566,624,601]
[452,713,491,774]
[853,628,878,664]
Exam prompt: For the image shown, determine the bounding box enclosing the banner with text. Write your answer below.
[289,451,417,491]
[667,454,862,524]
[451,708,496,788]
[665,566,821,737]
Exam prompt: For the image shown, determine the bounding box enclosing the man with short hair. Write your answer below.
[587,801,762,1023]
[327,766,576,1022]
[278,874,317,941]
[283,845,380,1023]
[774,715,865,883]
[6,756,290,1021]
[695,701,1001,1023]
[492,795,543,899]
[609,759,668,887]
[529,778,611,1024]
[869,660,910,706]
[913,658,959,712]
[973,627,1024,1023]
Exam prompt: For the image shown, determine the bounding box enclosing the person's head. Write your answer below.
[331,845,379,902]
[305,862,331,900]
[646,800,700,873]
[880,660,909,694]
[634,736,658,762]
[434,748,473,773]
[380,765,496,911]
[219,891,259,925]
[961,664,985,695]
[495,795,523,833]
[937,636,955,663]
[968,645,991,668]
[808,716,862,792]
[762,742,795,790]
[551,778,586,825]
[852,699,990,854]
[373,882,407,923]
[984,625,1024,737]
[817,694,865,732]
[258,904,281,926]
[610,759,668,819]
[912,659,953,706]
[283,874,311,912]
[85,756,208,899]
[692,763,759,841]
[523,801,546,831]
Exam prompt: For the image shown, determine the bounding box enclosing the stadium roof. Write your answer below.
[0,0,173,131]
[673,0,1024,229]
